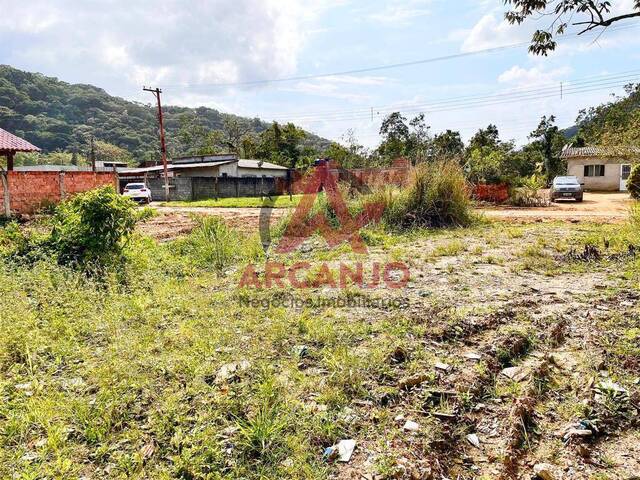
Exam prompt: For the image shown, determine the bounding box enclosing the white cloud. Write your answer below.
[272,75,388,103]
[0,0,334,89]
[460,13,530,52]
[367,0,432,26]
[498,65,571,89]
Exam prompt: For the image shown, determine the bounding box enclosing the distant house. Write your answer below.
[119,154,289,179]
[561,146,640,192]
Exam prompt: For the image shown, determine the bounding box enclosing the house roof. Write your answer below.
[119,160,236,174]
[238,159,288,170]
[0,127,40,153]
[561,146,640,159]
[15,165,122,172]
[172,153,237,164]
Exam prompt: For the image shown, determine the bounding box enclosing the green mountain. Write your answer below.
[568,83,640,146]
[0,65,331,163]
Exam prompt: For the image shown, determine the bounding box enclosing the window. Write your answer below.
[584,165,605,177]
[622,164,631,180]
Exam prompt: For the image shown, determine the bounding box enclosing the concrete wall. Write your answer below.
[237,167,288,178]
[143,176,279,201]
[147,177,193,201]
[566,156,629,191]
[1,171,117,215]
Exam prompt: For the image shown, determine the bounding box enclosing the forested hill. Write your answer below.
[570,83,640,146]
[0,65,330,162]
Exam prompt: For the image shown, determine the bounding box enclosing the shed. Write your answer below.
[0,127,41,170]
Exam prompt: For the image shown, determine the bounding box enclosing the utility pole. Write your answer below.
[143,86,170,201]
[90,135,96,172]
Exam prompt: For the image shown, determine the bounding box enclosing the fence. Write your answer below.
[119,175,282,202]
[1,171,118,215]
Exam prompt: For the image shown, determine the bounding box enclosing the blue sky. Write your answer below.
[1,0,639,147]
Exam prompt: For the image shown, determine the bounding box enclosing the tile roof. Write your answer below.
[0,127,40,153]
[119,160,236,174]
[561,145,640,158]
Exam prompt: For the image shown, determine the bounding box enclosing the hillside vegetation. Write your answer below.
[0,65,330,164]
[573,83,640,146]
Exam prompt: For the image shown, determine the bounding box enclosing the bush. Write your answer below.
[508,175,548,207]
[627,163,640,199]
[381,160,472,229]
[50,186,137,269]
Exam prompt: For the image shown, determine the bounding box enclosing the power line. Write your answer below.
[269,70,640,121]
[268,74,639,123]
[162,23,637,89]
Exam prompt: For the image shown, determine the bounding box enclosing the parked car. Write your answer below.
[550,176,583,202]
[122,183,152,203]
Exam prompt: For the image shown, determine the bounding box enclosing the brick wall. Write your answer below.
[1,171,117,215]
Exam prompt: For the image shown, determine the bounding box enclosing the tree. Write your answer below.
[93,140,133,165]
[529,115,566,180]
[379,112,410,159]
[222,117,252,154]
[256,122,307,169]
[466,147,507,184]
[575,83,640,146]
[323,129,371,168]
[468,124,500,151]
[505,1,640,55]
[431,130,464,160]
[378,112,433,163]
[407,114,432,163]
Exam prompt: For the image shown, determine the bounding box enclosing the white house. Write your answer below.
[119,154,289,179]
[560,146,639,192]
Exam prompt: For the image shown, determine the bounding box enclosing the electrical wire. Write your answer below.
[162,23,637,89]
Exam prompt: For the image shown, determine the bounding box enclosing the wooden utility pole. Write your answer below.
[90,135,96,172]
[144,86,170,201]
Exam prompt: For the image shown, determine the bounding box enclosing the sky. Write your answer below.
[1,0,639,148]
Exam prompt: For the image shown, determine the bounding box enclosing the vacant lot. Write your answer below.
[144,192,633,241]
[1,212,639,479]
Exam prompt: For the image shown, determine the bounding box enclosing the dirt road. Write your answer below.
[142,192,633,240]
[479,191,632,223]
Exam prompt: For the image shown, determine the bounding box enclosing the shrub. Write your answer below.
[509,175,548,207]
[382,160,472,229]
[627,163,640,199]
[50,186,137,269]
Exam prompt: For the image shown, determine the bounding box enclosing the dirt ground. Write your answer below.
[138,206,289,240]
[139,192,632,240]
[480,192,632,223]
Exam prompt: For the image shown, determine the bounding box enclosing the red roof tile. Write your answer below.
[0,127,41,153]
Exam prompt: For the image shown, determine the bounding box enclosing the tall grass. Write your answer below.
[174,216,264,273]
[379,160,472,230]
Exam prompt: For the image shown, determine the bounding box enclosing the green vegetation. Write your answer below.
[4,186,138,273]
[626,163,640,199]
[0,192,639,478]
[574,83,640,147]
[0,65,330,165]
[380,160,473,229]
[172,216,264,273]
[160,194,303,209]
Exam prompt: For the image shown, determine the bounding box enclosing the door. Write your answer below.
[620,164,631,191]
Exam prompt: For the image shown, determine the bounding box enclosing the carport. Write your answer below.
[1,127,41,215]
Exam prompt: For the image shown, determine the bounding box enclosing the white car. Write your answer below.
[123,183,152,203]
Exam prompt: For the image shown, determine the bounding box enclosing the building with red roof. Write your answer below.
[0,127,41,170]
